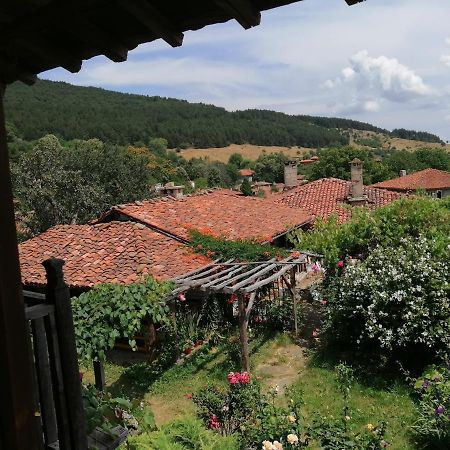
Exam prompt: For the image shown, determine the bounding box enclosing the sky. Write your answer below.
[42,0,450,140]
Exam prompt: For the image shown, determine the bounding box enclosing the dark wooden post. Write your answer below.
[93,359,106,391]
[43,258,88,450]
[0,84,41,449]
[290,268,298,334]
[238,294,250,372]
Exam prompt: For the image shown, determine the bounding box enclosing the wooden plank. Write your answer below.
[241,256,307,293]
[25,303,55,321]
[0,84,41,450]
[200,265,245,290]
[44,312,71,450]
[290,268,298,334]
[174,259,233,282]
[23,290,46,301]
[43,258,88,449]
[178,263,238,288]
[31,318,58,446]
[223,257,294,294]
[238,294,250,372]
[209,259,276,292]
[171,259,222,281]
[93,360,106,392]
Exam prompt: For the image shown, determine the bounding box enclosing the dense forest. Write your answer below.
[2,79,399,149]
[391,128,443,144]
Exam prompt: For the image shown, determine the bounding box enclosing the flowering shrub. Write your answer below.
[322,236,450,360]
[411,365,450,448]
[194,373,309,448]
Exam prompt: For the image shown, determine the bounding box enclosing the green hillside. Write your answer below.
[4,79,387,149]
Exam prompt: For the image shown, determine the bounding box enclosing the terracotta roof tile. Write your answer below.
[19,222,211,289]
[100,189,312,242]
[273,178,402,224]
[239,169,255,177]
[371,168,450,191]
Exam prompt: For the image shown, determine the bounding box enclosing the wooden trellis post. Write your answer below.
[237,291,256,372]
[290,268,298,334]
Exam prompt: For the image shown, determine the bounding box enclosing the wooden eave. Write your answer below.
[0,0,363,85]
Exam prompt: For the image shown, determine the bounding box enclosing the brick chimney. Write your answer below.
[347,158,367,205]
[284,160,298,187]
[162,182,184,199]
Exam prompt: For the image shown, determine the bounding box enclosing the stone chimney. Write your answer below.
[163,182,184,199]
[284,160,298,187]
[400,169,407,177]
[348,158,367,205]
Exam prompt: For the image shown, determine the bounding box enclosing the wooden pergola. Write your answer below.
[172,253,320,371]
[0,1,366,449]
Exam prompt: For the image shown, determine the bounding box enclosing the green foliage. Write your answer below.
[5,80,352,149]
[228,153,244,168]
[411,364,450,448]
[127,417,238,450]
[72,277,173,362]
[240,178,253,196]
[81,383,156,435]
[384,147,450,174]
[12,135,151,233]
[254,152,288,183]
[321,236,450,362]
[290,197,450,268]
[391,128,443,143]
[148,137,168,157]
[189,230,288,262]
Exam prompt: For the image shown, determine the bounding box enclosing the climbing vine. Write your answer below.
[189,230,288,262]
[72,276,174,362]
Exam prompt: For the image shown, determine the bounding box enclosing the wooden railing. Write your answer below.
[24,258,87,450]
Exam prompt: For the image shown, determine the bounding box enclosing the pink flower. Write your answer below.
[228,372,240,385]
[312,329,319,338]
[321,299,327,305]
[178,293,186,302]
[209,415,220,429]
[184,393,193,399]
[239,372,250,385]
[337,260,344,268]
[291,251,300,258]
[311,263,320,273]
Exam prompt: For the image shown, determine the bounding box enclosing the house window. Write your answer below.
[436,190,442,199]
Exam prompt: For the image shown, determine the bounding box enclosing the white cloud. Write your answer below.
[342,67,355,80]
[446,37,450,46]
[440,54,450,67]
[363,100,381,112]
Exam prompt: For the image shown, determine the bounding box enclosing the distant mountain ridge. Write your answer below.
[4,79,443,148]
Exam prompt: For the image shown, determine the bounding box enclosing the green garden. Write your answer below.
[73,196,450,450]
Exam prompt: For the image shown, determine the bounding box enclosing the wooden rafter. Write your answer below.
[118,0,184,48]
[214,0,261,29]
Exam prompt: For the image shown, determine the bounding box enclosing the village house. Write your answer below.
[238,168,256,182]
[19,221,211,293]
[95,188,313,245]
[371,168,450,199]
[273,159,403,223]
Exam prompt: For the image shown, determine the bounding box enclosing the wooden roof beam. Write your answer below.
[59,13,130,63]
[118,0,184,48]
[215,0,261,29]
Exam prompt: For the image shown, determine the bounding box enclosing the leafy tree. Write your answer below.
[12,135,151,234]
[254,152,288,183]
[228,152,244,168]
[148,137,168,157]
[240,178,253,196]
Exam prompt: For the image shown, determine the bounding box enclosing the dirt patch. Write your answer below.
[255,343,306,394]
[144,393,195,425]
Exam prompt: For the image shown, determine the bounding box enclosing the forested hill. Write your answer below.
[5,79,389,149]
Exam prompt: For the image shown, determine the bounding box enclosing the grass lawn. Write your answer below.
[83,331,418,449]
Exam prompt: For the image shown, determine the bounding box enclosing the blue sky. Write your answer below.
[42,0,450,140]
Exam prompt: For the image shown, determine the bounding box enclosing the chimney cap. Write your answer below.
[351,158,363,164]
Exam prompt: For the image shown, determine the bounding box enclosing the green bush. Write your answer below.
[126,417,238,450]
[321,236,450,361]
[412,365,450,449]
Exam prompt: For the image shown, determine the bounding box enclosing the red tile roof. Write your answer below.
[371,168,450,192]
[239,169,255,177]
[19,222,211,289]
[99,189,312,242]
[273,178,402,223]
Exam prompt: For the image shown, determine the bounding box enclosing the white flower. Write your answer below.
[287,434,299,445]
